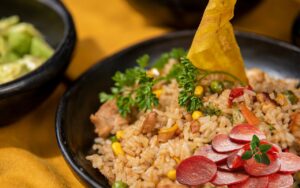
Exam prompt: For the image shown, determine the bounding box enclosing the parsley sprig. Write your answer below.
[100,49,228,117]
[152,48,186,70]
[99,54,158,117]
[241,135,272,165]
[176,57,203,112]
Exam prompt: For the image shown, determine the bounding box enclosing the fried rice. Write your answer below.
[86,59,300,188]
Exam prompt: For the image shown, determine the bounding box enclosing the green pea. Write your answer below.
[283,90,298,105]
[112,181,128,188]
[210,80,224,94]
[109,135,118,143]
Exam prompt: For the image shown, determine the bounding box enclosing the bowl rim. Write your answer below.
[55,30,300,187]
[0,0,76,96]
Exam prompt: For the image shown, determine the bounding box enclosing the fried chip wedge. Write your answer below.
[187,0,248,84]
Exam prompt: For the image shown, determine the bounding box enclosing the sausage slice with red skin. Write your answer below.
[267,173,293,188]
[217,163,233,171]
[176,156,217,186]
[244,153,280,176]
[210,170,249,186]
[227,149,244,169]
[194,145,231,163]
[212,134,244,153]
[279,152,300,173]
[229,176,269,188]
[229,124,266,142]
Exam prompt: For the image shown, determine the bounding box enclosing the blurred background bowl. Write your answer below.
[292,13,300,47]
[0,0,76,125]
[126,0,263,29]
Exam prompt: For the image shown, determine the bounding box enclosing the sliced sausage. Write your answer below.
[227,149,244,169]
[210,170,249,186]
[90,100,128,138]
[217,163,233,171]
[212,134,244,153]
[176,156,217,186]
[267,173,293,188]
[229,124,266,142]
[194,145,231,163]
[279,152,300,173]
[141,111,157,134]
[244,153,280,176]
[229,176,269,188]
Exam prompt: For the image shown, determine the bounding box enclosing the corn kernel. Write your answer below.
[173,157,180,164]
[194,85,204,96]
[159,124,178,134]
[116,130,124,140]
[147,68,160,78]
[153,89,163,98]
[192,111,203,120]
[167,169,176,180]
[276,93,287,106]
[112,142,125,156]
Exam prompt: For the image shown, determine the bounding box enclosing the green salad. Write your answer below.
[0,16,54,84]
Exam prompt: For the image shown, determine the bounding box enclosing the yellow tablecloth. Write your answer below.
[0,0,299,187]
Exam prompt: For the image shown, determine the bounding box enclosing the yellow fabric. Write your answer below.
[0,0,299,187]
[187,0,248,84]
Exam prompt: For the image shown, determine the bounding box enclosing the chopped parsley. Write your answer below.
[202,104,222,116]
[100,49,229,117]
[176,57,203,112]
[152,48,186,70]
[100,55,158,117]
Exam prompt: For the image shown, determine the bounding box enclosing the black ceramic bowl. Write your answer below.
[56,31,300,187]
[0,0,76,125]
[126,0,262,29]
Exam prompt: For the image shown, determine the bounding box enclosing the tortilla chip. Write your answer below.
[187,0,248,84]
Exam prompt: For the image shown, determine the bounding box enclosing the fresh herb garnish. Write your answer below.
[100,49,239,117]
[136,54,150,68]
[152,48,186,70]
[202,104,222,116]
[100,55,158,117]
[176,57,203,112]
[241,135,272,165]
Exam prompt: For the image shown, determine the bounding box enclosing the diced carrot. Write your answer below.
[238,103,260,126]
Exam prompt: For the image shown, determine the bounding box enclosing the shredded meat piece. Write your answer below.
[90,100,128,138]
[141,111,157,134]
[183,113,192,121]
[290,112,300,153]
[190,120,200,133]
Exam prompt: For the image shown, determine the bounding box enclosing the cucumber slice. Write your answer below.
[30,37,54,59]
